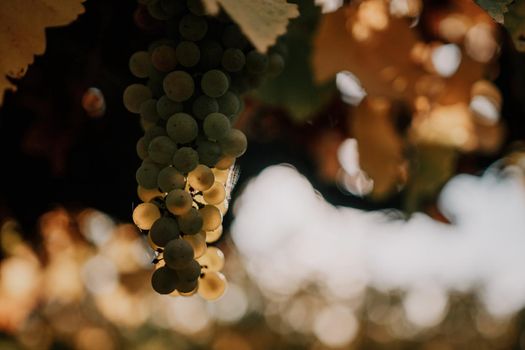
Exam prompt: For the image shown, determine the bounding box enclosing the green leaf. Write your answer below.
[503,1,525,51]
[475,0,514,23]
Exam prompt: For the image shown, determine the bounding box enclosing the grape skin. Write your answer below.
[192,95,218,120]
[163,71,194,102]
[150,216,180,247]
[136,160,161,189]
[176,41,200,68]
[129,51,151,78]
[157,166,185,192]
[177,207,203,235]
[188,165,215,191]
[201,69,229,98]
[123,84,152,113]
[203,112,231,140]
[166,113,198,144]
[165,189,193,215]
[219,129,248,157]
[151,266,179,294]
[148,136,177,164]
[172,147,199,173]
[163,238,194,269]
[132,202,161,230]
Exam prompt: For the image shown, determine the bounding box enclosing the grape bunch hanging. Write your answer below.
[125,0,285,300]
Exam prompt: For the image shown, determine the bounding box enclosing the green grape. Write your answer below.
[198,271,226,300]
[188,165,215,191]
[192,95,218,120]
[123,84,152,113]
[186,0,206,16]
[138,185,163,202]
[157,166,186,192]
[143,125,167,147]
[201,69,229,98]
[196,140,222,167]
[214,155,235,170]
[217,91,240,116]
[160,0,186,17]
[175,41,200,68]
[166,113,198,144]
[199,40,223,70]
[199,204,222,231]
[148,136,177,164]
[132,202,161,230]
[163,71,194,102]
[268,53,285,77]
[136,160,161,189]
[177,278,198,293]
[203,112,231,140]
[179,14,208,41]
[197,246,224,270]
[183,232,207,258]
[149,216,180,247]
[136,137,149,160]
[172,147,199,173]
[139,99,160,123]
[156,95,183,120]
[205,226,223,244]
[175,259,201,283]
[221,48,245,72]
[246,50,269,74]
[219,129,247,157]
[177,208,203,235]
[166,189,193,215]
[164,238,194,269]
[151,45,177,72]
[203,181,226,205]
[151,266,179,294]
[147,0,171,20]
[148,39,176,55]
[129,51,151,78]
[221,24,248,49]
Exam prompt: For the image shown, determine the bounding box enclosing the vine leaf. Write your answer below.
[476,0,525,51]
[202,0,299,52]
[0,0,85,105]
[475,0,514,23]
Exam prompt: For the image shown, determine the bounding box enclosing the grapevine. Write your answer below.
[126,0,285,299]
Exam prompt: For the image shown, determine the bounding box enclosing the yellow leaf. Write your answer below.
[0,0,85,105]
[203,0,299,52]
[351,98,405,198]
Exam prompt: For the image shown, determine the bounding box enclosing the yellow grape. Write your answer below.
[198,271,226,301]
[197,246,224,271]
[132,203,161,230]
[183,231,207,258]
[205,225,223,243]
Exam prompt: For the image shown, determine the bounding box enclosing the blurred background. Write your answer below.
[1,0,525,349]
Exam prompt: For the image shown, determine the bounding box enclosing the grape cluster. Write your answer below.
[125,0,285,299]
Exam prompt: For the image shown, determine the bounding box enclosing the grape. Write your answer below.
[221,25,248,49]
[199,40,223,70]
[129,51,151,78]
[201,69,229,98]
[160,0,186,17]
[203,112,231,140]
[268,53,285,77]
[221,48,245,72]
[203,181,226,205]
[176,41,200,68]
[177,278,198,293]
[149,217,180,247]
[136,160,161,189]
[151,266,179,294]
[148,136,177,164]
[151,45,177,72]
[205,225,223,243]
[163,71,194,102]
[165,189,193,215]
[196,140,222,167]
[199,204,222,231]
[214,155,235,170]
[143,125,167,147]
[192,95,218,120]
[186,0,206,16]
[219,129,247,157]
[172,147,199,173]
[198,271,226,300]
[157,95,183,120]
[148,39,176,55]
[157,166,186,192]
[246,50,269,74]
[132,202,161,230]
[137,185,163,202]
[123,84,152,113]
[179,14,208,41]
[166,113,198,144]
[175,259,201,283]
[136,137,148,160]
[212,168,230,184]
[188,165,215,191]
[197,246,224,271]
[140,99,160,123]
[164,238,194,269]
[217,91,240,116]
[147,0,170,20]
[177,208,203,235]
[183,232,207,258]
